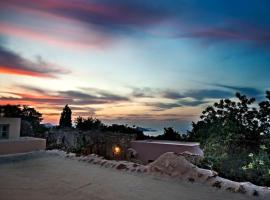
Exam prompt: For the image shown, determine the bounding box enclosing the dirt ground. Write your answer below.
[0,152,255,200]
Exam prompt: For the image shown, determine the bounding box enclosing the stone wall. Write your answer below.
[46,128,136,160]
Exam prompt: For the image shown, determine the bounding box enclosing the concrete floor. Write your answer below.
[0,152,254,200]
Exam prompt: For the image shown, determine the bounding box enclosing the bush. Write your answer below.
[187,91,270,186]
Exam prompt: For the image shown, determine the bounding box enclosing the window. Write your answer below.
[0,124,9,139]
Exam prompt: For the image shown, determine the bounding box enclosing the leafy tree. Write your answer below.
[75,116,83,129]
[154,127,182,141]
[187,91,270,186]
[59,105,72,128]
[0,104,22,117]
[75,116,103,131]
[0,104,43,131]
[74,116,146,139]
[21,105,43,130]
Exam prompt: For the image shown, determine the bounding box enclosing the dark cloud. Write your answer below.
[162,89,232,100]
[80,88,129,102]
[0,96,72,105]
[145,102,182,111]
[132,87,234,110]
[178,99,208,107]
[0,86,129,106]
[98,91,129,102]
[1,0,270,47]
[144,99,207,111]
[131,87,157,98]
[177,25,270,46]
[1,0,181,36]
[18,86,49,95]
[59,90,97,99]
[0,45,70,78]
[161,85,263,104]
[213,84,262,97]
[162,91,186,99]
[184,89,233,100]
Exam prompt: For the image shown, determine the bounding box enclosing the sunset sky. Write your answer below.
[0,0,270,133]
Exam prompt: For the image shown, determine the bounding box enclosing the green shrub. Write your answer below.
[187,91,270,186]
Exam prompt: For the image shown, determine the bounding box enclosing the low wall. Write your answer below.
[0,137,46,155]
[46,129,136,159]
[131,140,203,164]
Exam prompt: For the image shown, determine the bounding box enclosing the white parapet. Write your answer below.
[0,137,46,155]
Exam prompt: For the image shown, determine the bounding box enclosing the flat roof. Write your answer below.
[132,140,200,146]
[0,152,248,200]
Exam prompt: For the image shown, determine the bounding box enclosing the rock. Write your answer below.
[188,177,195,183]
[146,152,270,198]
[212,181,222,188]
[133,163,139,167]
[127,148,138,158]
[116,163,127,170]
[100,161,107,166]
[226,187,235,192]
[253,190,259,196]
[178,151,203,165]
[148,152,206,180]
[236,185,246,194]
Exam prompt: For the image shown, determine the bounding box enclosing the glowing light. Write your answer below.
[113,146,121,155]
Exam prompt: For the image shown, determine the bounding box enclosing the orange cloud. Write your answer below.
[0,45,70,78]
[0,65,50,78]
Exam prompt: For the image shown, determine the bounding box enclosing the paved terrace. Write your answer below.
[0,152,254,200]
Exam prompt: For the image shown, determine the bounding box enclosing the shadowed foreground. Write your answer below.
[0,152,254,200]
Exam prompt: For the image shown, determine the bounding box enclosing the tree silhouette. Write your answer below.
[0,104,42,128]
[59,105,72,128]
[187,91,270,186]
[75,116,103,131]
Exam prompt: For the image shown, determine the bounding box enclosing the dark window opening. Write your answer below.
[0,124,9,139]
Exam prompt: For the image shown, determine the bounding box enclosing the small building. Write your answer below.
[0,118,21,140]
[0,118,46,155]
[131,140,203,164]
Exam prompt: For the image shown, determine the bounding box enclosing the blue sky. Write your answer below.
[0,0,269,133]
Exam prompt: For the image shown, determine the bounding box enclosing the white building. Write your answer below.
[0,118,21,140]
[0,117,46,155]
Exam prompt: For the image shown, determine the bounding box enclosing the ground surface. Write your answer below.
[0,152,254,200]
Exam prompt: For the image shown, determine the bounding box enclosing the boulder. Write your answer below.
[148,152,270,198]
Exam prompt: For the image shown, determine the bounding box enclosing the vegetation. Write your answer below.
[2,91,270,186]
[74,116,145,138]
[0,104,45,136]
[75,116,103,130]
[153,127,182,141]
[186,91,270,186]
[59,104,72,128]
